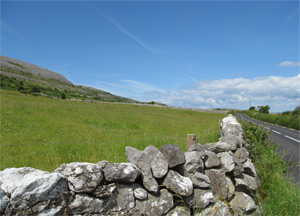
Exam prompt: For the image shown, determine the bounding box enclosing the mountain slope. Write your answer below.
[0,55,139,103]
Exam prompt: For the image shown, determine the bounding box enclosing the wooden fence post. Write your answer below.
[187,134,198,150]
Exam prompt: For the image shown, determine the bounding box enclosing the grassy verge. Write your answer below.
[242,110,300,130]
[0,89,225,172]
[242,122,300,215]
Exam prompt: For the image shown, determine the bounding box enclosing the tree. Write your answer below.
[249,106,256,111]
[258,105,270,114]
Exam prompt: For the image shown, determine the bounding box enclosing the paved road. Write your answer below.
[236,113,300,183]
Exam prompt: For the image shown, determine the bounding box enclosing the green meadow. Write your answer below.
[0,90,226,171]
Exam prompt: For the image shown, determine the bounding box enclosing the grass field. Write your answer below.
[0,90,226,171]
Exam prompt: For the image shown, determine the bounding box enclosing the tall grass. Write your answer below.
[242,110,300,130]
[242,122,300,215]
[0,90,225,171]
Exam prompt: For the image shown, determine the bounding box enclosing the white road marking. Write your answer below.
[285,135,300,143]
[272,130,281,134]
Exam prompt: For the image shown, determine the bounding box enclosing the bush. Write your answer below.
[258,105,270,114]
[61,93,66,99]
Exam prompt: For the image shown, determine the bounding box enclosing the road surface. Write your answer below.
[236,113,300,184]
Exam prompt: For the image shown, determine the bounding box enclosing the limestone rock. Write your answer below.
[126,146,143,164]
[205,150,220,168]
[135,189,173,216]
[195,200,234,216]
[166,206,191,216]
[92,183,116,199]
[105,184,135,212]
[97,160,109,169]
[184,151,204,174]
[0,189,9,213]
[220,115,243,137]
[184,188,213,209]
[162,170,193,197]
[205,169,231,201]
[219,134,243,150]
[235,147,249,163]
[225,177,235,201]
[243,159,258,177]
[132,183,148,200]
[232,154,244,176]
[217,152,235,173]
[160,144,185,168]
[103,163,140,183]
[144,145,168,178]
[230,192,257,215]
[235,173,258,193]
[190,172,210,188]
[55,162,103,193]
[135,152,159,193]
[69,194,105,214]
[188,143,207,156]
[204,142,232,153]
[188,143,205,151]
[0,167,68,211]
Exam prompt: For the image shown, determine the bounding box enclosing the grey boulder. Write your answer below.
[160,144,185,168]
[166,206,191,216]
[55,162,103,193]
[0,167,68,211]
[217,152,235,173]
[235,147,249,163]
[230,192,257,215]
[135,152,159,193]
[190,172,211,188]
[69,193,105,214]
[184,151,204,174]
[162,170,193,197]
[0,189,9,213]
[184,188,214,209]
[92,183,116,199]
[126,146,143,164]
[144,145,168,178]
[103,162,140,183]
[105,184,135,212]
[132,183,148,200]
[135,189,173,216]
[205,151,221,168]
[205,169,232,201]
[204,142,232,153]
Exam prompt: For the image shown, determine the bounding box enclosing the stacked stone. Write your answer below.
[0,115,261,216]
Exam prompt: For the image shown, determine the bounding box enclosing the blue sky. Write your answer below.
[1,0,299,112]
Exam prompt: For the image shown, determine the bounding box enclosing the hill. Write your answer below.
[0,55,143,103]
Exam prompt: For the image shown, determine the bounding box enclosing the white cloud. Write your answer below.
[92,75,300,112]
[278,61,300,67]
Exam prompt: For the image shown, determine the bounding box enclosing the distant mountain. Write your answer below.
[0,55,142,103]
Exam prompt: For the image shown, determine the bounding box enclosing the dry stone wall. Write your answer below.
[0,115,261,216]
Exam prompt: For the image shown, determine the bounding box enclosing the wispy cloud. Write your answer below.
[101,12,161,55]
[182,72,197,82]
[1,20,26,42]
[278,61,300,67]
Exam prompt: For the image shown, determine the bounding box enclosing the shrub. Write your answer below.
[61,93,66,99]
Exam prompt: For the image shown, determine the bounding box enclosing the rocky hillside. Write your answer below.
[0,55,141,103]
[0,55,72,85]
